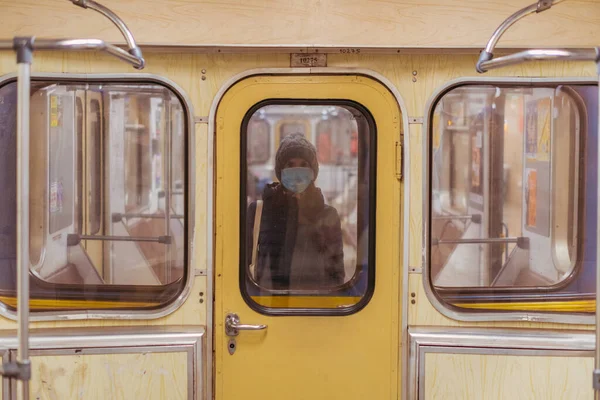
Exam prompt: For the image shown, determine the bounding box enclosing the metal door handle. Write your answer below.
[225,313,267,337]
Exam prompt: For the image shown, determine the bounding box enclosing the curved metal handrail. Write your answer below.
[0,38,144,69]
[476,0,565,73]
[69,0,144,68]
[478,48,599,72]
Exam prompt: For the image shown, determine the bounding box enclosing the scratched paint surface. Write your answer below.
[30,352,188,400]
[424,353,592,400]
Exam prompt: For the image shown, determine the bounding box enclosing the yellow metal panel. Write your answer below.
[214,74,402,400]
[1,1,599,49]
[30,351,188,400]
[251,296,363,308]
[424,352,593,400]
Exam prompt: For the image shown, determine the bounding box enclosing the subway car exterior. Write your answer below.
[0,0,599,399]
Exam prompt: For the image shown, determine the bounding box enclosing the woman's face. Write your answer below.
[281,157,314,194]
[284,157,310,169]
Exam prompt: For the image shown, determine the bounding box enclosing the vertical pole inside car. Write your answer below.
[14,36,32,400]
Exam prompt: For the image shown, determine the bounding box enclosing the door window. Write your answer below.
[242,101,375,313]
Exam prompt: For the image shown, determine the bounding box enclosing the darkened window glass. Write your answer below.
[0,78,190,312]
[241,101,375,314]
[428,83,597,315]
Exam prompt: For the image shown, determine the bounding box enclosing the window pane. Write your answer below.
[0,79,189,312]
[243,102,374,312]
[247,119,270,165]
[428,83,596,314]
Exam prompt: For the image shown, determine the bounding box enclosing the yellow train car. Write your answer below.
[0,0,599,399]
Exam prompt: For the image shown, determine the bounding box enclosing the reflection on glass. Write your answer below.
[430,85,585,293]
[244,103,372,309]
[247,119,270,165]
[10,81,188,292]
[0,79,189,311]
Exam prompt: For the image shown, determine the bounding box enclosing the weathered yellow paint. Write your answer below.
[0,297,159,310]
[424,352,593,400]
[214,74,403,400]
[456,300,595,313]
[30,351,188,400]
[251,296,363,308]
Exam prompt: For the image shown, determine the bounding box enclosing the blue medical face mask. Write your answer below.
[281,167,314,194]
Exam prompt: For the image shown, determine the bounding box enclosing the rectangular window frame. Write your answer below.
[0,72,196,321]
[423,77,597,325]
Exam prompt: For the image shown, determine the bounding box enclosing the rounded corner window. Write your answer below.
[239,99,376,315]
[426,80,597,318]
[0,75,193,316]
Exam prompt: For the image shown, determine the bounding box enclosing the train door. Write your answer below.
[214,73,404,400]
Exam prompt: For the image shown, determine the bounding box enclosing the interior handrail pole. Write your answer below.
[69,0,145,68]
[476,0,564,73]
[14,37,33,400]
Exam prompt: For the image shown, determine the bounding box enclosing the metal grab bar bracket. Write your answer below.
[537,0,553,12]
[13,37,34,64]
[0,360,30,381]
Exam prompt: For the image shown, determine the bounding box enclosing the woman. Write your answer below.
[247,133,345,290]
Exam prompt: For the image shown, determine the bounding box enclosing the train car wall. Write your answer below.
[0,50,595,329]
[0,1,599,399]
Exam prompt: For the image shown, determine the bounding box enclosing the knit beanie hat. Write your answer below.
[275,133,319,181]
